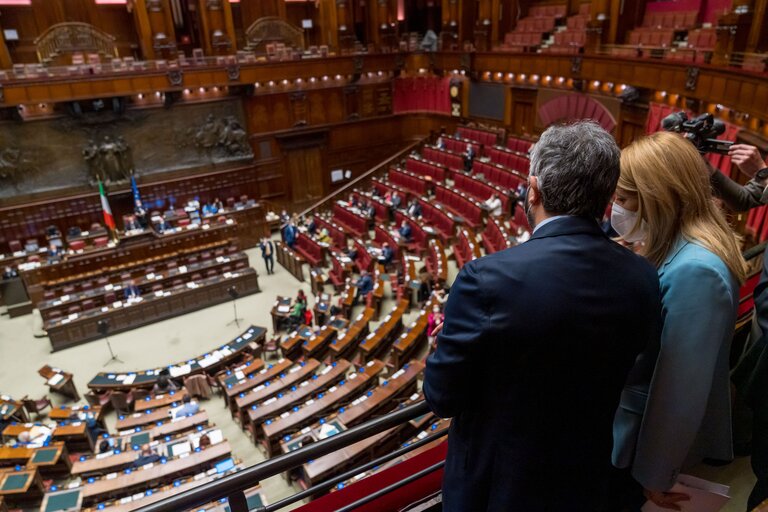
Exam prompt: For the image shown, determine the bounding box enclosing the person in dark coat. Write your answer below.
[423,122,662,512]
[259,237,275,275]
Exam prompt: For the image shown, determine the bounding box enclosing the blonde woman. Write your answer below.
[612,131,747,509]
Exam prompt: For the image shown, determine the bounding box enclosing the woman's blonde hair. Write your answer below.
[619,131,746,283]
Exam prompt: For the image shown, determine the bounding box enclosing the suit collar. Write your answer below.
[529,215,606,241]
[659,236,689,274]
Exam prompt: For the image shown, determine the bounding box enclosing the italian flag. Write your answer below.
[98,180,116,231]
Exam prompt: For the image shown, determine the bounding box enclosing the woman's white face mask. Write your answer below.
[611,202,647,243]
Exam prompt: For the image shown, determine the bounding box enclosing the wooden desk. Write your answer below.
[39,487,82,512]
[0,400,27,423]
[391,307,430,369]
[228,359,292,416]
[269,296,292,333]
[279,325,315,361]
[115,406,175,431]
[50,422,91,453]
[113,411,209,445]
[134,390,188,413]
[337,361,424,428]
[230,359,318,423]
[300,428,394,488]
[340,285,357,319]
[39,253,250,321]
[258,360,385,456]
[22,222,240,301]
[246,360,352,438]
[46,268,260,351]
[0,468,43,504]
[274,241,304,282]
[49,405,102,423]
[27,443,70,477]
[328,308,374,361]
[38,366,80,401]
[358,300,408,361]
[0,446,32,466]
[301,324,340,360]
[80,440,231,504]
[88,326,265,392]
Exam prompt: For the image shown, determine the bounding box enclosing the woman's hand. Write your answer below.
[643,488,690,510]
[430,322,443,337]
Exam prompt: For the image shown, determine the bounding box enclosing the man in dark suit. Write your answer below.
[355,270,374,305]
[123,279,141,300]
[424,121,662,512]
[259,237,275,275]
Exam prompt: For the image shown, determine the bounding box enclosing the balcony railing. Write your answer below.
[134,400,443,512]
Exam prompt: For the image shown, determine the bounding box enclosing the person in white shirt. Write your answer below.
[484,194,503,217]
[515,226,531,244]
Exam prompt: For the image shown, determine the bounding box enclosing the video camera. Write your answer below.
[661,112,733,155]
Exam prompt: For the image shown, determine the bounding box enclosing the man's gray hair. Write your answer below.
[529,121,620,219]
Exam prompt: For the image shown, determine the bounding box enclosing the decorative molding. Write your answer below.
[167,69,183,86]
[226,64,240,81]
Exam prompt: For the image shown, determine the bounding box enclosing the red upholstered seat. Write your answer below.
[68,240,85,251]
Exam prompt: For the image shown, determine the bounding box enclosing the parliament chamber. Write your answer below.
[0,0,766,510]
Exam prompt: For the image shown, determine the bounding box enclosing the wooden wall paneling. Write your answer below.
[509,86,536,136]
[606,0,645,45]
[316,0,340,51]
[617,103,650,148]
[196,0,237,55]
[238,0,286,32]
[92,4,140,58]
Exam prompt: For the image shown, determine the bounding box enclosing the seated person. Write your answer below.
[155,215,171,234]
[344,241,358,261]
[152,371,178,394]
[391,191,403,210]
[198,433,211,450]
[67,226,82,238]
[124,216,141,232]
[407,199,422,219]
[307,218,317,236]
[288,302,305,329]
[304,307,313,327]
[98,440,112,454]
[186,197,201,211]
[379,242,394,267]
[16,425,52,448]
[484,193,503,217]
[2,266,18,280]
[132,444,161,468]
[123,279,141,300]
[212,197,224,212]
[134,200,148,229]
[317,228,332,245]
[435,136,446,150]
[398,221,413,243]
[84,412,107,442]
[355,270,374,304]
[47,243,61,264]
[202,202,217,217]
[296,289,308,306]
[365,203,376,220]
[174,395,200,418]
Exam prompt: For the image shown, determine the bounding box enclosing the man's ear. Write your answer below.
[527,175,540,206]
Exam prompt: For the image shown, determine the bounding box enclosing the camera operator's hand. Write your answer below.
[729,144,765,177]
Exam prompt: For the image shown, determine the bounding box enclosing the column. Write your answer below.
[133,0,177,59]
[197,0,237,55]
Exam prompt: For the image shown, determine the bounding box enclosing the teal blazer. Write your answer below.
[613,237,739,491]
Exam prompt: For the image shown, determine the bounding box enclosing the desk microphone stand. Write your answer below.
[227,286,243,329]
[98,319,123,366]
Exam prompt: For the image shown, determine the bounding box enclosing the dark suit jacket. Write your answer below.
[357,275,374,295]
[424,216,661,512]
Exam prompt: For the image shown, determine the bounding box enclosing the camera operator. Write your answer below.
[709,144,768,210]
[708,142,768,510]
